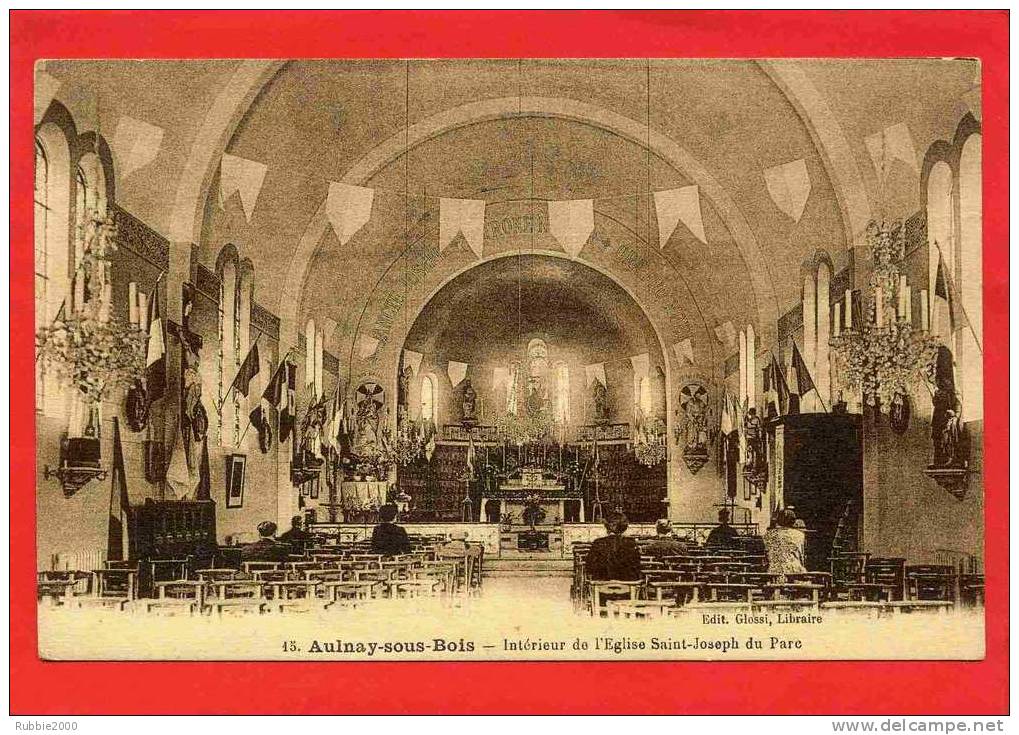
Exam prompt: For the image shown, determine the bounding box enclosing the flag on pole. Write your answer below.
[789,341,816,397]
[106,418,130,562]
[229,340,261,397]
[763,353,791,416]
[932,252,953,340]
[145,287,165,402]
[166,415,200,499]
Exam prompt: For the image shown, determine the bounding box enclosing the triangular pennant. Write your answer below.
[548,199,594,258]
[585,363,606,388]
[219,153,267,222]
[672,338,694,366]
[111,116,164,179]
[714,321,736,348]
[402,349,423,376]
[654,186,706,246]
[629,353,650,378]
[865,123,919,181]
[439,198,486,258]
[764,159,811,223]
[962,85,981,120]
[35,69,61,124]
[326,182,374,245]
[356,334,379,360]
[447,361,468,387]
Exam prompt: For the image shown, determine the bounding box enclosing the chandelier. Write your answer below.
[830,221,940,408]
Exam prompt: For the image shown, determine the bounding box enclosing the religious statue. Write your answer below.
[299,399,328,462]
[396,365,412,423]
[743,407,764,470]
[461,378,477,425]
[930,346,966,468]
[524,338,551,418]
[592,380,610,424]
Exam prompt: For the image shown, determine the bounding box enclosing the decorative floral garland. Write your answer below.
[36,211,147,405]
[829,220,940,407]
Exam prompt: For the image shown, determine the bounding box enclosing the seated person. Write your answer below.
[645,519,690,558]
[705,508,741,547]
[241,520,289,562]
[584,513,642,581]
[371,503,411,556]
[763,508,807,578]
[278,515,313,552]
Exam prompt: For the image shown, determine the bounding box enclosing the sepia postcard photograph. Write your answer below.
[10,9,1009,718]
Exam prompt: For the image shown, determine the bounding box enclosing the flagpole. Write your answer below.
[217,331,264,414]
[932,240,983,355]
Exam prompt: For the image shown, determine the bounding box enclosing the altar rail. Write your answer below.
[308,522,758,558]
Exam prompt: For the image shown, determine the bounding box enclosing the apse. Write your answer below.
[401,254,667,431]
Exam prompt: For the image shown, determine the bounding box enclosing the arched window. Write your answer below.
[958,134,982,421]
[638,376,653,420]
[553,362,570,425]
[304,318,323,401]
[420,373,436,424]
[34,124,72,417]
[217,254,237,446]
[73,166,88,310]
[927,160,954,334]
[35,141,48,409]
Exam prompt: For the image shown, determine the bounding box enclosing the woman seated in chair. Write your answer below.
[584,513,642,581]
[763,508,807,580]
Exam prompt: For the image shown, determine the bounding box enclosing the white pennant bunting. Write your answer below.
[629,353,650,379]
[864,123,919,180]
[356,334,379,360]
[326,182,374,245]
[764,159,811,223]
[439,198,486,258]
[548,200,594,258]
[714,321,736,348]
[34,69,62,124]
[402,349,423,376]
[219,153,267,222]
[654,186,706,246]
[112,116,164,179]
[673,339,694,365]
[447,361,468,387]
[585,363,606,388]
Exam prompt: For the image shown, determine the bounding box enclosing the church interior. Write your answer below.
[34,58,985,618]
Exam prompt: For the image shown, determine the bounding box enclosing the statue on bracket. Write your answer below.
[678,382,711,474]
[930,346,967,469]
[591,380,610,425]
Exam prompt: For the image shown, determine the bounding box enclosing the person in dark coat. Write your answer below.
[371,503,411,556]
[645,519,690,559]
[279,515,313,552]
[705,508,741,548]
[584,513,642,581]
[241,520,290,562]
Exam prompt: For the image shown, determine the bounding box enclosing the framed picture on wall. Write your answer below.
[225,454,246,508]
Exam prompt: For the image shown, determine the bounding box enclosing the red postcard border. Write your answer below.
[9,10,1009,715]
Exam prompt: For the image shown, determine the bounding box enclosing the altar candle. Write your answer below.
[874,286,883,326]
[128,282,138,326]
[844,290,852,329]
[898,275,908,319]
[833,302,842,337]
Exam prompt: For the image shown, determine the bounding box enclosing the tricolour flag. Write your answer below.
[145,287,165,402]
[106,418,130,562]
[229,341,261,397]
[789,341,816,398]
[932,253,953,340]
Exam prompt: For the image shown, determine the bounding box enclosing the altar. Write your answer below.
[479,467,585,525]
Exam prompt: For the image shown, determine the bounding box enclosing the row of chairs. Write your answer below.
[572,541,985,617]
[39,537,484,614]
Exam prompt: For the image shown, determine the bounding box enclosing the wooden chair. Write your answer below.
[589,580,640,617]
[865,557,907,601]
[76,567,138,610]
[959,574,985,607]
[391,579,442,598]
[196,568,243,583]
[607,599,677,619]
[144,580,206,615]
[321,580,378,608]
[905,565,956,602]
[205,580,266,616]
[242,561,280,576]
[37,572,89,606]
[265,580,323,613]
